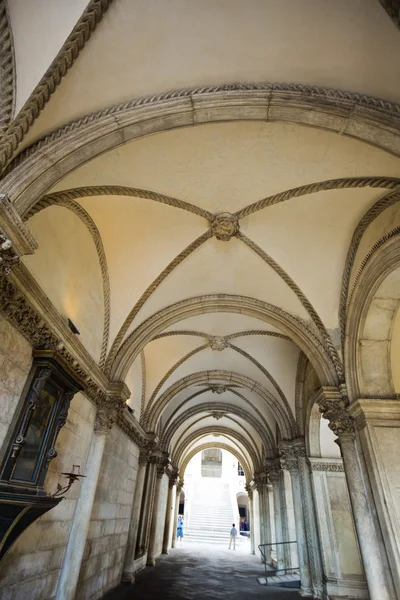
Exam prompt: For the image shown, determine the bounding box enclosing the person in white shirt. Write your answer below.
[229,523,238,550]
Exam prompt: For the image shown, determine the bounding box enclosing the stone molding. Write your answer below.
[0,0,114,171]
[0,0,15,135]
[308,458,344,473]
[348,398,400,429]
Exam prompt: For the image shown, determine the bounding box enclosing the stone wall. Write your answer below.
[0,390,97,600]
[0,316,32,448]
[76,425,139,600]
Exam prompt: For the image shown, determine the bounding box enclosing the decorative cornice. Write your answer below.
[308,459,344,473]
[0,0,15,135]
[0,0,114,170]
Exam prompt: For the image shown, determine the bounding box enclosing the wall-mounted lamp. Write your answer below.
[52,464,86,497]
[67,318,80,335]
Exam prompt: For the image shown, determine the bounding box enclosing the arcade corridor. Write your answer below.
[102,544,300,600]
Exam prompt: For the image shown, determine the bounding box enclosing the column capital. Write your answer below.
[279,438,306,472]
[0,193,38,276]
[245,482,253,499]
[94,394,126,432]
[317,388,356,439]
[265,458,283,483]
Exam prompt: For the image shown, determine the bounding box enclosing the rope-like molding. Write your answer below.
[226,330,291,342]
[0,0,114,170]
[227,341,296,431]
[140,350,146,416]
[105,229,212,374]
[25,195,111,367]
[238,231,344,381]
[339,189,400,345]
[142,343,208,424]
[7,84,400,178]
[295,352,309,436]
[0,0,15,135]
[25,186,213,221]
[235,177,400,219]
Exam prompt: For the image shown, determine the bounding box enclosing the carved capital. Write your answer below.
[210,212,240,241]
[245,482,253,499]
[318,393,355,439]
[265,459,282,483]
[0,234,19,275]
[279,438,306,472]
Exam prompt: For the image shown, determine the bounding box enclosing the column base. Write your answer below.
[299,587,313,598]
[121,572,135,584]
[162,549,169,555]
[147,558,156,566]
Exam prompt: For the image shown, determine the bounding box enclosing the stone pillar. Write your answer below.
[55,409,110,600]
[280,443,312,598]
[147,460,167,566]
[319,392,396,600]
[267,464,285,571]
[122,451,148,582]
[247,488,255,555]
[253,476,272,561]
[298,455,324,598]
[171,483,182,548]
[348,399,400,599]
[136,460,157,556]
[162,475,177,554]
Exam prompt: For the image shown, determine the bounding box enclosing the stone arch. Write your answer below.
[111,295,339,387]
[172,426,262,473]
[161,401,275,456]
[144,369,295,439]
[5,84,400,217]
[345,234,400,400]
[180,442,253,482]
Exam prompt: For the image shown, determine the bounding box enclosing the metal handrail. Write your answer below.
[258,541,299,578]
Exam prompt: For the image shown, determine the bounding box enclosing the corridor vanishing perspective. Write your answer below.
[0,1,400,599]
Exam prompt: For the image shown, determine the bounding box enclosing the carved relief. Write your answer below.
[209,336,228,351]
[210,213,240,241]
[0,234,19,275]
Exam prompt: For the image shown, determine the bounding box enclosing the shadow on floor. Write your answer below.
[102,542,300,600]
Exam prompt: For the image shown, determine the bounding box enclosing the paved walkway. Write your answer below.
[102,541,300,600]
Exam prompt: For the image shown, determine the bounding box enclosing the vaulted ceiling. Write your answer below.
[3,0,400,476]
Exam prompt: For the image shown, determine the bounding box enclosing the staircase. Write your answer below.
[185,478,238,545]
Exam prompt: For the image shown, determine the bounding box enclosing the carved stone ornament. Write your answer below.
[308,461,344,473]
[210,212,240,241]
[0,233,19,275]
[210,411,226,420]
[209,336,228,351]
[279,439,306,472]
[210,384,227,395]
[265,459,282,483]
[318,397,355,438]
[245,482,253,499]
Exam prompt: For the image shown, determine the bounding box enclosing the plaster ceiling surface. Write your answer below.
[9,2,400,476]
[8,0,88,114]
[20,0,400,146]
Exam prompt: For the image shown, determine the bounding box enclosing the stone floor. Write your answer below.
[102,541,300,600]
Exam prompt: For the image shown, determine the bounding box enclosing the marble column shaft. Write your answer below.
[339,432,394,600]
[162,481,176,554]
[122,457,147,582]
[270,477,285,571]
[171,486,182,548]
[147,469,165,566]
[298,456,324,599]
[55,422,108,600]
[248,491,255,555]
[136,461,156,556]
[287,464,312,597]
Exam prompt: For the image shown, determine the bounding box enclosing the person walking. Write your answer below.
[229,523,237,550]
[177,515,184,542]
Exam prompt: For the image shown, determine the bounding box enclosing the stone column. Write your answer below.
[171,483,182,548]
[253,476,272,561]
[280,443,312,598]
[122,451,148,583]
[267,463,285,571]
[147,460,167,566]
[162,475,177,554]
[298,455,324,598]
[348,398,400,599]
[55,409,111,600]
[319,393,396,600]
[246,484,255,554]
[136,460,157,556]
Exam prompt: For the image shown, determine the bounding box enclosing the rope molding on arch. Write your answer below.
[6,83,400,181]
[0,0,15,136]
[180,442,252,482]
[162,402,274,456]
[0,0,114,170]
[160,393,275,452]
[172,425,262,472]
[24,195,111,367]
